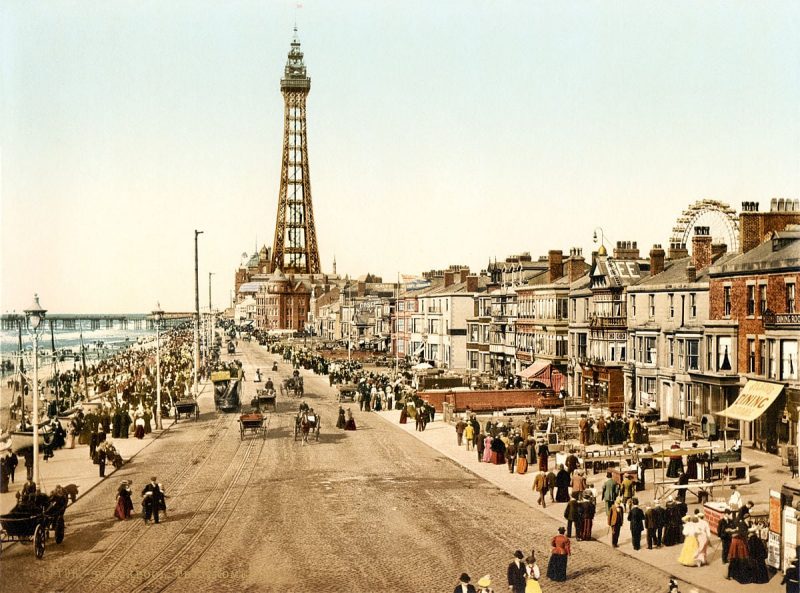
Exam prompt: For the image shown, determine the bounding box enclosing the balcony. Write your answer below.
[589,315,626,329]
[764,311,800,328]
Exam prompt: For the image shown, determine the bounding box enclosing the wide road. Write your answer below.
[4,341,680,593]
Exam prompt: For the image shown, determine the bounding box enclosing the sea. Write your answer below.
[0,320,154,372]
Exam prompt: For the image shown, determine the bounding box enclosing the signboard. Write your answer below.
[784,507,799,573]
[771,490,783,534]
[768,490,783,570]
[718,380,784,422]
[768,531,782,570]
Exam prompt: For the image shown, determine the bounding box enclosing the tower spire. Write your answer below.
[270,30,320,275]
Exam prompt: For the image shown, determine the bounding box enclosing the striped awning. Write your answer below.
[517,360,551,381]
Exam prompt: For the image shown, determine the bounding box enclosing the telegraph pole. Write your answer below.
[194,230,203,397]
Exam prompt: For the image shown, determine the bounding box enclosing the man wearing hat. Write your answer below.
[507,550,527,593]
[454,573,476,593]
[141,476,165,524]
[717,508,735,563]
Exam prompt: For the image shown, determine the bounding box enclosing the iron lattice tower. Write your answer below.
[270,30,321,275]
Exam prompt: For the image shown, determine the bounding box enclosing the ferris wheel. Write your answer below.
[670,199,739,253]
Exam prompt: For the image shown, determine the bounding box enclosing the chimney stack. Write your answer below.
[692,226,712,270]
[459,268,469,283]
[444,271,455,288]
[668,241,689,260]
[565,248,585,283]
[548,250,564,283]
[686,264,697,282]
[649,244,665,276]
[357,281,366,297]
[466,275,479,293]
[613,240,640,260]
[711,242,728,262]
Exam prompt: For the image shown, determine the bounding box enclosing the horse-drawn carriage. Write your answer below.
[212,369,242,413]
[253,388,277,412]
[239,412,268,440]
[294,408,320,443]
[174,398,199,421]
[280,376,304,398]
[336,383,358,403]
[0,494,67,559]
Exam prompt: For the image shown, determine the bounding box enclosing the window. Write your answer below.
[768,339,777,379]
[639,377,656,408]
[577,334,587,359]
[706,336,713,370]
[648,294,655,318]
[398,301,405,312]
[759,339,766,376]
[677,340,685,370]
[468,351,479,370]
[747,339,756,373]
[583,299,588,319]
[690,293,697,318]
[717,336,733,371]
[668,294,675,318]
[723,286,731,317]
[631,295,637,317]
[759,284,767,315]
[781,340,798,380]
[397,319,405,332]
[788,284,796,314]
[645,336,656,365]
[679,384,695,419]
[747,285,756,316]
[686,339,699,371]
[571,299,576,321]
[668,338,674,367]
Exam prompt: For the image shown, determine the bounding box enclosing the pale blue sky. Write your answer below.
[2,1,798,313]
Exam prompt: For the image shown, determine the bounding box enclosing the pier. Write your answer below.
[1,312,195,332]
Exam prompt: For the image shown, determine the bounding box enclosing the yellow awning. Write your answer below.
[717,380,785,422]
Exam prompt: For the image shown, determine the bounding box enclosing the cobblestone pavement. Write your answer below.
[2,343,707,593]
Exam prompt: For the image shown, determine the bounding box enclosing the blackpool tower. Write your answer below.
[270,29,321,275]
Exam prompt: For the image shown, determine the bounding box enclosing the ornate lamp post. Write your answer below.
[24,294,46,485]
[152,304,165,430]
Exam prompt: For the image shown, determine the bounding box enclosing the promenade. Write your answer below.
[375,408,794,593]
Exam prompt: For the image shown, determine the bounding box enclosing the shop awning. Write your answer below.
[517,360,551,381]
[717,380,785,422]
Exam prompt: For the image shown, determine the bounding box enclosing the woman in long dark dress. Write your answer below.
[336,407,346,429]
[747,528,770,584]
[547,527,571,581]
[727,523,752,583]
[537,440,550,472]
[555,465,571,503]
[662,499,683,547]
[114,481,134,520]
[344,408,357,431]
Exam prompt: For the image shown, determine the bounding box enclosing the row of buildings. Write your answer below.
[232,199,799,455]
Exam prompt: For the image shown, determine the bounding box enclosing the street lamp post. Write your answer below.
[208,272,215,360]
[24,294,46,486]
[152,304,164,429]
[194,230,203,396]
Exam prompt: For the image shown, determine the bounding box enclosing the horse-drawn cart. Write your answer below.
[239,412,268,440]
[0,498,66,559]
[255,388,277,411]
[174,398,199,421]
[336,383,358,403]
[294,410,320,443]
[280,376,304,398]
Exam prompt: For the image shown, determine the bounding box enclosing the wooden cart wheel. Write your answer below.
[55,516,65,544]
[34,523,46,559]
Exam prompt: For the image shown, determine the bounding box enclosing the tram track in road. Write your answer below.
[127,430,267,593]
[57,413,233,593]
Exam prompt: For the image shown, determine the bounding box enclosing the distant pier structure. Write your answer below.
[1,313,194,332]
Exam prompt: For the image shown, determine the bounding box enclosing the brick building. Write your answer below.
[256,269,311,332]
[707,225,800,453]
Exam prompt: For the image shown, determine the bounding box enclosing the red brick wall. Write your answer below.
[740,211,800,253]
[709,272,800,372]
[417,389,551,412]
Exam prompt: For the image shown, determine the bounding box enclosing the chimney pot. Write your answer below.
[686,265,697,282]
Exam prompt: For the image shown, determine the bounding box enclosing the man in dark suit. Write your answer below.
[142,476,164,524]
[507,550,527,593]
[453,573,476,593]
[627,497,646,550]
